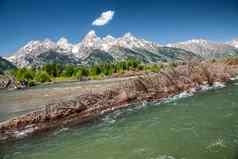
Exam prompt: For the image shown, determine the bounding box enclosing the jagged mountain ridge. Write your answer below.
[167,39,238,58]
[7,30,200,67]
[7,31,238,67]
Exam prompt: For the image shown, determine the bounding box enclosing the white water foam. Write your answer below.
[213,82,226,88]
[54,127,69,135]
[165,91,194,103]
[158,82,226,105]
[102,115,116,125]
[200,82,225,91]
[230,75,238,81]
[206,137,226,152]
[200,84,213,91]
[150,154,176,159]
[15,127,36,139]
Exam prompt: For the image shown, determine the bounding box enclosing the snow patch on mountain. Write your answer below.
[56,37,73,53]
[227,39,238,48]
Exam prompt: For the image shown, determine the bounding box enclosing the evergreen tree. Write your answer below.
[62,65,75,77]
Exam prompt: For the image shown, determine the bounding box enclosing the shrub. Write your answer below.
[42,63,63,77]
[73,69,82,80]
[127,58,141,69]
[7,69,18,77]
[35,71,51,83]
[150,64,161,73]
[28,80,36,87]
[61,65,75,77]
[137,65,144,71]
[90,66,101,76]
[16,68,34,81]
[81,67,89,76]
[24,71,34,80]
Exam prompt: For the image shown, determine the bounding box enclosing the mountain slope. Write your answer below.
[227,39,238,48]
[0,57,16,73]
[82,50,114,65]
[8,50,80,68]
[167,39,238,58]
[7,39,79,67]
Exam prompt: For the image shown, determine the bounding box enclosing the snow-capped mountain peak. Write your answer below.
[117,32,158,50]
[166,38,238,58]
[117,32,138,48]
[6,30,238,68]
[57,37,69,45]
[100,35,116,52]
[22,40,41,52]
[42,38,57,49]
[56,37,73,53]
[83,30,98,41]
[81,30,100,48]
[167,39,208,47]
[102,35,115,41]
[123,32,135,39]
[181,39,208,45]
[227,39,238,48]
[86,30,97,37]
[19,39,57,56]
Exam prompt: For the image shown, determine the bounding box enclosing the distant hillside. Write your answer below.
[0,57,16,74]
[167,39,238,59]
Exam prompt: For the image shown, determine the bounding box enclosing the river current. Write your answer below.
[1,81,238,159]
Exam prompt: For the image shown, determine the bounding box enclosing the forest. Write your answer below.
[7,58,162,87]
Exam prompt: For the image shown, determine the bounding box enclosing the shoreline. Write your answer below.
[1,60,238,141]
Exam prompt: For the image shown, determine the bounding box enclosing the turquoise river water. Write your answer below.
[1,81,238,159]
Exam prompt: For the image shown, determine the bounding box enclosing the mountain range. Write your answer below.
[167,39,238,58]
[4,30,238,68]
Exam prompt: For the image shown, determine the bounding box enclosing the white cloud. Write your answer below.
[92,10,115,26]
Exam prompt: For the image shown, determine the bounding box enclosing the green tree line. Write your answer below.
[8,58,161,87]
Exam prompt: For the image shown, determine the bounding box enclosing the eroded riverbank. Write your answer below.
[1,60,238,141]
[0,76,136,121]
[1,78,238,159]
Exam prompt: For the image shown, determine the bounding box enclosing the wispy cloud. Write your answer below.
[92,10,115,26]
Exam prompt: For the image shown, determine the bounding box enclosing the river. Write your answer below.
[1,81,238,159]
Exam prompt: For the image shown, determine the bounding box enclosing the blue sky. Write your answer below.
[0,0,238,56]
